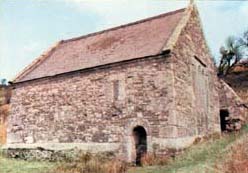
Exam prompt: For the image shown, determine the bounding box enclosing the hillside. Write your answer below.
[0,104,9,144]
[129,126,248,173]
[1,125,248,173]
[224,61,248,105]
[0,86,11,144]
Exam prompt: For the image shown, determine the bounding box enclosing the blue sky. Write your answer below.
[0,0,248,80]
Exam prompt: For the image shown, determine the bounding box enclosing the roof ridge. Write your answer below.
[63,8,186,43]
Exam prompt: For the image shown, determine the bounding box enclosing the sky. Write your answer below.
[0,0,248,81]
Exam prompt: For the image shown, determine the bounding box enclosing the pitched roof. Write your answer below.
[14,8,187,83]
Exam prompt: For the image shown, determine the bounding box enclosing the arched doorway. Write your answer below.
[133,126,147,165]
[220,109,229,132]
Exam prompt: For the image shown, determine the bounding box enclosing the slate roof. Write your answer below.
[14,8,186,82]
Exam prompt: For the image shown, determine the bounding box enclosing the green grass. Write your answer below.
[0,153,55,173]
[129,125,248,173]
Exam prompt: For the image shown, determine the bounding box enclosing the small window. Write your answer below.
[113,80,119,101]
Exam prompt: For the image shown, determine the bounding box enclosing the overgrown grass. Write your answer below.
[0,150,55,173]
[129,125,248,173]
[0,150,127,173]
[47,152,128,173]
[219,133,248,172]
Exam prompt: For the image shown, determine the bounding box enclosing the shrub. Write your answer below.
[141,153,169,166]
[223,143,248,173]
[47,152,128,173]
[0,104,9,144]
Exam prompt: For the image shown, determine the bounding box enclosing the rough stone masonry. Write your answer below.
[4,4,247,162]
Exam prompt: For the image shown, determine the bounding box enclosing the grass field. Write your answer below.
[0,154,55,173]
[1,125,248,173]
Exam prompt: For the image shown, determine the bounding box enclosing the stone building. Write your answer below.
[219,80,247,131]
[220,60,248,128]
[4,4,246,162]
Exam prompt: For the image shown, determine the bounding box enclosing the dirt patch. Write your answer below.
[0,104,9,144]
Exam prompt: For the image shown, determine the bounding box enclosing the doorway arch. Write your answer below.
[133,126,147,165]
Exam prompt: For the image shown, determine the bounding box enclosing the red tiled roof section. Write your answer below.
[18,8,185,82]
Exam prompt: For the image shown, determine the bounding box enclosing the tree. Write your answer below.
[218,30,248,76]
[0,79,7,86]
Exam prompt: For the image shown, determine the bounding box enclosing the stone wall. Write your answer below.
[170,7,220,138]
[224,71,248,106]
[236,88,248,106]
[222,71,248,123]
[7,55,177,161]
[219,80,247,130]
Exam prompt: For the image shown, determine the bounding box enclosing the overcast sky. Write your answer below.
[0,0,248,80]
